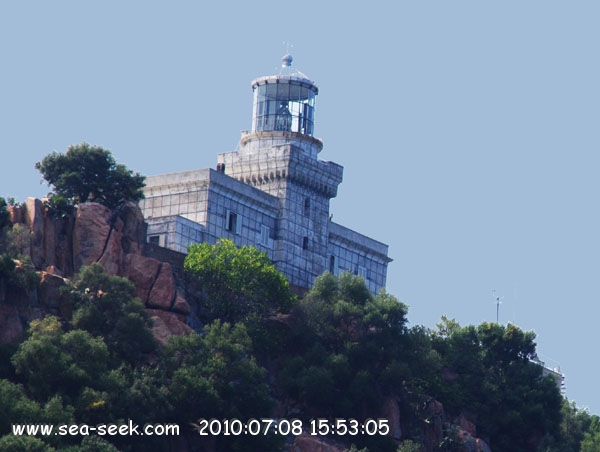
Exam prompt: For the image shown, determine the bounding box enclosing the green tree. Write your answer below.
[544,400,600,452]
[0,435,55,452]
[35,142,145,209]
[430,322,563,452]
[396,440,421,452]
[280,272,407,452]
[62,436,120,452]
[162,320,280,452]
[104,364,172,429]
[345,445,370,452]
[435,315,461,339]
[581,422,600,452]
[0,379,41,435]
[11,316,109,403]
[0,197,10,231]
[69,263,156,364]
[184,239,295,353]
[8,312,166,451]
[5,224,31,260]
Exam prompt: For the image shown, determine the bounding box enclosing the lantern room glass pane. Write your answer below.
[252,81,317,135]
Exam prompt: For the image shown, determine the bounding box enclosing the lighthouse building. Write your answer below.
[139,55,392,293]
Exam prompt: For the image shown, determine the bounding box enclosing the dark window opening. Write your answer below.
[226,210,241,234]
[329,255,336,273]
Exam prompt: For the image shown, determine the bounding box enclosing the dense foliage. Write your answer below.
[0,238,598,451]
[184,239,294,322]
[35,143,145,209]
[426,321,564,451]
[0,266,168,451]
[279,272,409,451]
[184,238,295,354]
[0,197,10,231]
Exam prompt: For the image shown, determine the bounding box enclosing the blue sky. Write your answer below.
[2,2,599,413]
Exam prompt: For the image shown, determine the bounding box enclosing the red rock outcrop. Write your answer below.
[457,412,477,437]
[3,198,191,345]
[72,202,114,271]
[382,397,402,440]
[24,198,45,268]
[147,309,193,346]
[419,399,492,452]
[287,433,345,452]
[123,253,162,303]
[147,262,176,310]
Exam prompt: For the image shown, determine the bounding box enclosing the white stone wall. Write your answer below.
[328,222,391,293]
[140,150,391,293]
[139,169,211,225]
[147,215,204,254]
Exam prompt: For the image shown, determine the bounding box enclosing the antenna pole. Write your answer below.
[496,299,500,323]
[493,289,501,323]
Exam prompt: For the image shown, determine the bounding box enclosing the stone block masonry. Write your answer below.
[139,56,392,293]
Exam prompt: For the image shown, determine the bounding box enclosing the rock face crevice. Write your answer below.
[2,198,191,345]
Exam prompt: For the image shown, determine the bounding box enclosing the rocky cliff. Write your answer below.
[1,198,191,345]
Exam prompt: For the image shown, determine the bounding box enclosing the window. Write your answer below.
[302,236,309,250]
[358,266,368,280]
[260,225,270,246]
[329,255,338,275]
[304,197,311,216]
[226,210,242,234]
[148,234,164,247]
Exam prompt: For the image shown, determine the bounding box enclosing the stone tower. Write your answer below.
[217,54,344,289]
[140,55,391,293]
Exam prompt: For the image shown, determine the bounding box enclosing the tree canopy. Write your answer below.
[280,272,409,451]
[0,253,593,451]
[427,321,564,452]
[162,321,281,452]
[184,238,295,325]
[0,197,9,231]
[35,143,145,209]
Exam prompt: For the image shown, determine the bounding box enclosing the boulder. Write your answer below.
[422,399,445,452]
[122,254,161,304]
[172,292,191,315]
[382,397,402,440]
[456,412,476,437]
[475,438,491,452]
[73,203,113,271]
[8,204,23,224]
[51,215,75,277]
[456,429,477,452]
[455,428,491,452]
[288,433,345,452]
[147,263,176,310]
[97,228,123,276]
[42,212,57,269]
[147,308,192,345]
[24,198,45,267]
[119,202,146,254]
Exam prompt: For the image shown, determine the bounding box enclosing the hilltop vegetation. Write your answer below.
[0,232,596,451]
[1,145,599,451]
[35,142,145,210]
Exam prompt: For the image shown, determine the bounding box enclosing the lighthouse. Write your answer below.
[141,55,391,294]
